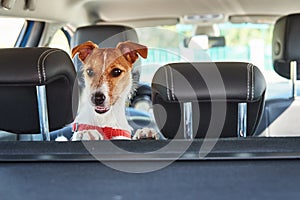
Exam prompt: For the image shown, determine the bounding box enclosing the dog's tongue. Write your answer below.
[95,106,110,114]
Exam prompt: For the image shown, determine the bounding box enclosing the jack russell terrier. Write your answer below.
[71,41,158,140]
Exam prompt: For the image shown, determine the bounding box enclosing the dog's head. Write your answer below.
[72,41,147,114]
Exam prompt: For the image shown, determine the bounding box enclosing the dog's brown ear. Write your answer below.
[71,41,98,62]
[117,41,148,64]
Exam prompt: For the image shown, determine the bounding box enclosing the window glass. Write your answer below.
[137,23,290,99]
[0,17,25,48]
[214,23,289,99]
[48,29,70,53]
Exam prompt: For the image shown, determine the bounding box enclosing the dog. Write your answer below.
[70,41,158,141]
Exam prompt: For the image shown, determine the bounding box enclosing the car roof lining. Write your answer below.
[0,0,299,27]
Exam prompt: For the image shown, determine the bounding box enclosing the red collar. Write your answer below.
[72,123,131,140]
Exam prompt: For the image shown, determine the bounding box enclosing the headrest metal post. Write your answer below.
[36,85,50,141]
[290,61,297,99]
[237,103,247,138]
[183,102,193,139]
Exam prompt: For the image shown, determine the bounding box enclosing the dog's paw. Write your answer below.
[132,128,159,140]
[55,135,68,142]
[71,130,103,141]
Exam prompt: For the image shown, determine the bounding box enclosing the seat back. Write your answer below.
[152,62,266,139]
[272,14,300,79]
[71,25,138,49]
[0,48,78,139]
[255,14,300,136]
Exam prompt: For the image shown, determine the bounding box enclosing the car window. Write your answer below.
[48,29,70,53]
[211,23,289,99]
[137,23,291,99]
[0,17,25,48]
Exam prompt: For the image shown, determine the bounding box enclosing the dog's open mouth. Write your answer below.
[95,106,110,114]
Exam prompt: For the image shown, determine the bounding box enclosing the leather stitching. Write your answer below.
[247,63,250,101]
[163,66,171,101]
[37,49,57,84]
[37,49,53,84]
[251,64,254,100]
[168,66,176,101]
[41,49,60,83]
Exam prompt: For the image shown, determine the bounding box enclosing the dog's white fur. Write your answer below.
[72,79,132,140]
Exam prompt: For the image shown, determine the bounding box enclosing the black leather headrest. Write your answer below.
[152,62,266,103]
[152,62,266,139]
[0,48,78,134]
[71,25,138,48]
[273,14,300,79]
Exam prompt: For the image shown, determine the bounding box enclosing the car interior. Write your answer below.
[0,0,300,199]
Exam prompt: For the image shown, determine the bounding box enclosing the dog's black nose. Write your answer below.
[92,92,106,106]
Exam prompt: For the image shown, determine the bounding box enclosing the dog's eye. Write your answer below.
[110,68,123,77]
[86,69,94,77]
